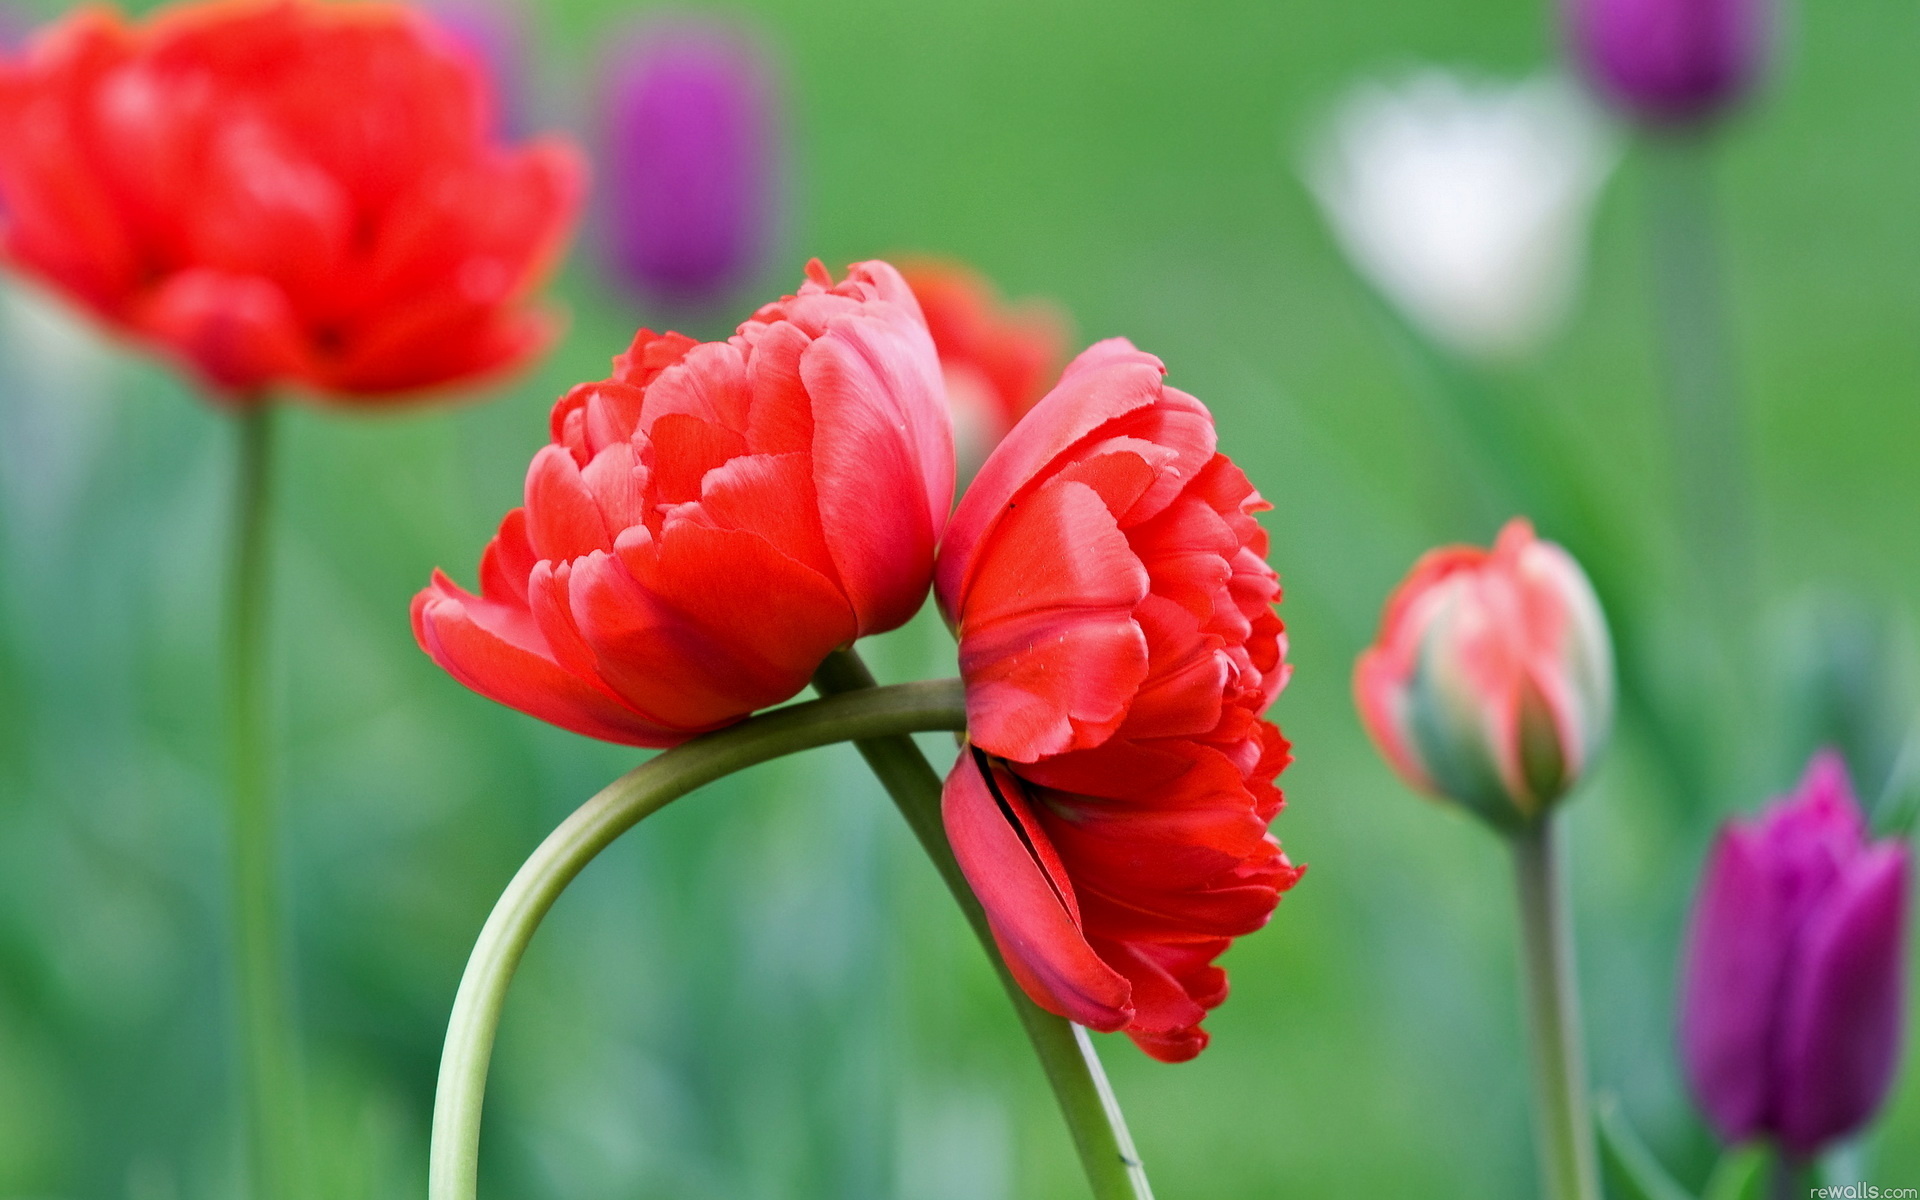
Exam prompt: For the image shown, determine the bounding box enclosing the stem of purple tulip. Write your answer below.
[1644,131,1755,619]
[812,648,1155,1200]
[224,404,306,1200]
[1511,815,1602,1200]
[1766,1150,1806,1200]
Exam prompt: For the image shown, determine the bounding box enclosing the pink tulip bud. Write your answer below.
[1354,519,1615,828]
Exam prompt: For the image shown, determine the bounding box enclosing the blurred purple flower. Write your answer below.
[1566,0,1770,126]
[1680,751,1910,1159]
[596,16,778,309]
[416,0,532,136]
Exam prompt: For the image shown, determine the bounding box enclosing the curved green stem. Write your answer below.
[225,404,304,1200]
[813,649,1154,1200]
[1512,816,1601,1200]
[428,679,968,1200]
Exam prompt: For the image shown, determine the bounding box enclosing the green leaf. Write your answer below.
[1596,1092,1696,1200]
[1701,1145,1768,1200]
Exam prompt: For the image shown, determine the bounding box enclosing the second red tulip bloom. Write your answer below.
[936,339,1299,1062]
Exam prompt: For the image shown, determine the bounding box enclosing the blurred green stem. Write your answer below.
[1766,1150,1805,1200]
[225,404,304,1200]
[1644,132,1755,614]
[813,648,1155,1200]
[1512,816,1601,1200]
[428,679,969,1200]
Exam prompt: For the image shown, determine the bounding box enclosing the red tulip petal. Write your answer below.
[939,338,1166,615]
[634,339,753,437]
[802,303,951,633]
[411,574,679,746]
[677,451,835,579]
[958,476,1150,761]
[741,318,814,455]
[523,444,613,561]
[135,268,315,395]
[942,754,1133,1030]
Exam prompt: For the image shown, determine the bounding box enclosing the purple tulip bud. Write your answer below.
[417,0,533,137]
[595,17,779,309]
[1679,751,1911,1159]
[1565,0,1770,126]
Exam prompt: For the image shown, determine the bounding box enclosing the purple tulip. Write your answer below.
[1680,751,1911,1159]
[1565,0,1770,126]
[596,17,778,309]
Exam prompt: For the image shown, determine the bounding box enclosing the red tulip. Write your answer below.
[898,257,1067,464]
[0,0,582,402]
[414,259,953,746]
[934,338,1299,1062]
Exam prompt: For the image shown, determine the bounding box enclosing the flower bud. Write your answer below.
[1680,751,1911,1159]
[1566,0,1770,127]
[1354,519,1615,828]
[595,17,778,310]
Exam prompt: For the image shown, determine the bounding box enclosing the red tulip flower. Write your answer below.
[898,257,1067,464]
[934,338,1299,1061]
[414,260,954,746]
[0,0,583,402]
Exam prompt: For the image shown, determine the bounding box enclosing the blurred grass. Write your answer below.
[0,0,1917,1196]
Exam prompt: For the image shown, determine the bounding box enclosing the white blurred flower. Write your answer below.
[1304,69,1618,360]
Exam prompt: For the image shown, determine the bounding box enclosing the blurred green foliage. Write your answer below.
[0,0,1916,1196]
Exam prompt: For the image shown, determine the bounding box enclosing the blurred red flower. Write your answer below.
[934,338,1299,1061]
[0,0,582,402]
[414,260,954,747]
[899,257,1067,465]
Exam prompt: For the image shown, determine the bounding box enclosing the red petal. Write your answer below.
[939,338,1166,617]
[802,303,951,633]
[941,754,1133,1030]
[410,573,683,747]
[958,476,1150,760]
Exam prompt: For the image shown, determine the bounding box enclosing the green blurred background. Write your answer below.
[0,0,1916,1195]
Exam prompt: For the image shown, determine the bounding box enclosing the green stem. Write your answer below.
[1766,1150,1805,1200]
[1644,132,1755,615]
[1511,816,1601,1200]
[225,404,303,1200]
[812,648,1154,1200]
[428,680,969,1200]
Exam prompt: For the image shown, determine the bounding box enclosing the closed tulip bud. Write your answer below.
[1354,519,1615,829]
[1566,0,1770,127]
[1680,751,1911,1159]
[596,17,777,310]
